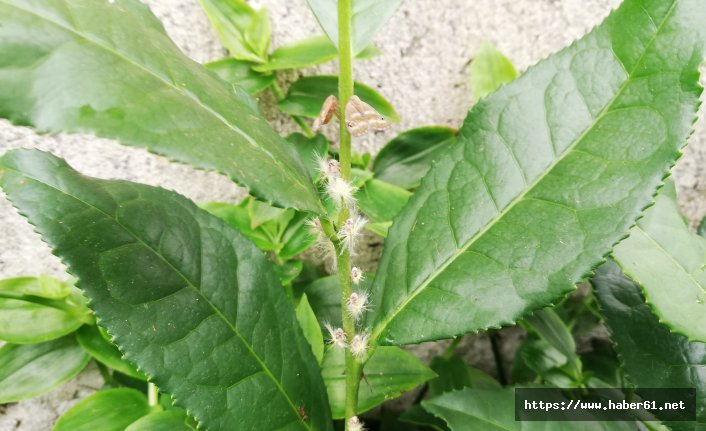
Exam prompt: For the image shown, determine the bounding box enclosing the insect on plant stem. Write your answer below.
[335,0,363,428]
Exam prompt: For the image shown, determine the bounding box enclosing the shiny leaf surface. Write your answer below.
[0,336,90,403]
[125,411,196,431]
[422,387,634,430]
[76,324,146,380]
[205,58,275,95]
[0,0,321,212]
[613,182,706,342]
[53,389,150,431]
[0,276,90,343]
[372,127,457,189]
[0,149,331,431]
[592,261,706,429]
[367,0,706,346]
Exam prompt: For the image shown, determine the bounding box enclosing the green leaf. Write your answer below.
[254,36,380,72]
[205,58,275,95]
[125,411,196,431]
[296,294,325,365]
[0,276,90,343]
[53,388,150,431]
[322,346,435,419]
[399,405,450,431]
[76,325,146,381]
[0,336,90,403]
[0,275,71,299]
[304,0,403,55]
[523,308,581,380]
[428,355,472,396]
[303,275,343,328]
[592,261,706,429]
[0,150,332,431]
[365,221,392,238]
[275,260,304,286]
[254,35,339,72]
[512,338,567,383]
[199,0,268,63]
[612,182,706,342]
[202,198,317,260]
[422,387,635,430]
[470,42,518,100]
[355,178,411,224]
[278,76,399,122]
[372,127,457,189]
[244,8,271,62]
[367,0,706,346]
[286,133,330,181]
[0,0,321,213]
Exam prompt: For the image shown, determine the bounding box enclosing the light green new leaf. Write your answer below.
[206,58,275,95]
[278,76,399,122]
[53,389,151,431]
[422,387,634,431]
[76,324,146,380]
[0,0,322,212]
[199,0,269,63]
[524,309,576,362]
[0,276,91,343]
[305,0,403,54]
[367,0,706,346]
[202,198,317,260]
[254,35,378,72]
[0,336,90,403]
[372,127,457,189]
[470,42,518,100]
[612,182,706,342]
[296,294,325,364]
[0,150,332,431]
[592,261,706,429]
[322,346,435,419]
[355,178,411,224]
[126,411,196,431]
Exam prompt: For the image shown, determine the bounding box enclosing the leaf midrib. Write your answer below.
[3,165,313,431]
[0,0,316,208]
[371,0,678,343]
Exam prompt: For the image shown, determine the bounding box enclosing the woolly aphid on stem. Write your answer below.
[350,266,364,285]
[349,332,370,360]
[347,416,366,431]
[326,176,357,208]
[346,291,370,322]
[324,322,347,349]
[315,154,340,183]
[338,214,367,255]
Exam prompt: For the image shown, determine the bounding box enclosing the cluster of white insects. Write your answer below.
[306,94,390,431]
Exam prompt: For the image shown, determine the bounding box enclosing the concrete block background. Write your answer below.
[1,0,704,429]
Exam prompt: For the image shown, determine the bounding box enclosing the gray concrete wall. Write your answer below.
[1,0,705,429]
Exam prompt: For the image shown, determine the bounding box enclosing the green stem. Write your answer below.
[337,0,354,184]
[271,81,314,137]
[336,0,358,427]
[148,382,159,408]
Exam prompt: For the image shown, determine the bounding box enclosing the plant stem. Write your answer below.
[336,0,358,426]
[489,330,508,386]
[148,382,159,407]
[337,1,354,183]
[271,81,314,137]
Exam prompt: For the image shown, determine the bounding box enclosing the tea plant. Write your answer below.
[0,0,705,430]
